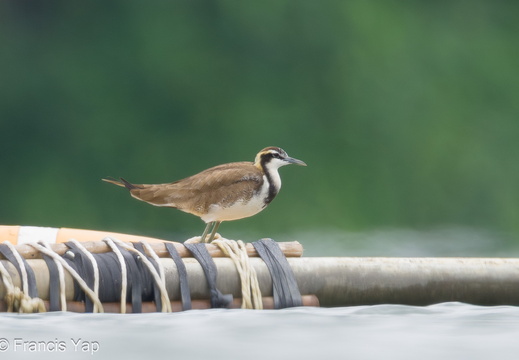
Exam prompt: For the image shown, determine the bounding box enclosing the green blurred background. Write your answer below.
[1,1,518,252]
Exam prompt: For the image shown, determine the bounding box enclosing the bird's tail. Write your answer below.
[102,177,141,191]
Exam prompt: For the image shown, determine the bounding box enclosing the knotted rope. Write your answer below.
[0,242,46,313]
[0,260,45,313]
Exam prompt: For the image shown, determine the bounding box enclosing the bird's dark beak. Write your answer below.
[285,156,307,166]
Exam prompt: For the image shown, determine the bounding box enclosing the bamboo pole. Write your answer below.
[5,241,303,260]
[2,257,519,307]
[0,296,319,313]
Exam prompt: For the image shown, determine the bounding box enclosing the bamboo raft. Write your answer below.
[1,226,519,312]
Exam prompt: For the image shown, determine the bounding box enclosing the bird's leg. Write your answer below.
[206,221,222,243]
[200,221,214,243]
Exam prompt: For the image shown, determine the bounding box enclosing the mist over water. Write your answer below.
[293,226,519,258]
[223,226,518,258]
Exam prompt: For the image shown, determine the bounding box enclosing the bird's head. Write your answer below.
[254,147,307,171]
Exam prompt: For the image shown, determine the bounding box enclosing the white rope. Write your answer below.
[103,238,128,314]
[28,243,104,313]
[140,241,166,295]
[212,239,263,310]
[39,241,67,311]
[68,239,101,313]
[105,237,172,312]
[3,241,29,295]
[184,232,222,244]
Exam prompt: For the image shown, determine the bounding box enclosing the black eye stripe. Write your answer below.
[260,150,286,162]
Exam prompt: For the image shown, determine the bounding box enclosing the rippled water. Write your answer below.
[1,303,518,360]
[1,227,518,359]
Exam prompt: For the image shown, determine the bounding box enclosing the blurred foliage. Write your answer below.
[1,1,518,241]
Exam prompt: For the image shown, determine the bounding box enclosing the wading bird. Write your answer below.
[103,147,306,243]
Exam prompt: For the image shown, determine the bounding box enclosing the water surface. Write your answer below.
[1,303,518,360]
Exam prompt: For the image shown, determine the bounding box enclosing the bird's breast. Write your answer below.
[201,177,273,223]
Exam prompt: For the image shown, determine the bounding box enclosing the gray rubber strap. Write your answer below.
[133,242,162,312]
[184,242,233,308]
[252,238,302,308]
[165,243,191,310]
[41,253,60,311]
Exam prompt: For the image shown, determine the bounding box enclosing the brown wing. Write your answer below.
[128,162,264,216]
